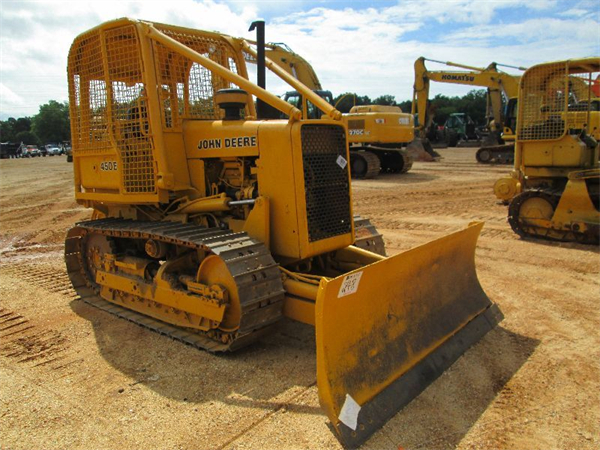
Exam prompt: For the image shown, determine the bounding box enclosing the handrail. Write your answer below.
[141,22,302,122]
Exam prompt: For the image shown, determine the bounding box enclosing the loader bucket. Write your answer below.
[315,222,502,447]
[406,137,441,161]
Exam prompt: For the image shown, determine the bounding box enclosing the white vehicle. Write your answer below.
[23,145,41,157]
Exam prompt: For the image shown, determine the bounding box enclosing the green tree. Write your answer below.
[1,117,33,142]
[456,89,488,125]
[15,130,39,145]
[397,100,412,113]
[31,100,70,144]
[332,92,372,113]
[425,89,488,125]
[15,117,32,134]
[1,118,17,142]
[373,95,397,106]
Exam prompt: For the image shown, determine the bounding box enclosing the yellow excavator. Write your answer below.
[494,58,599,243]
[411,57,524,164]
[64,18,502,446]
[253,42,434,175]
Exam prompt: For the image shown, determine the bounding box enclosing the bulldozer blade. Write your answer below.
[315,222,502,447]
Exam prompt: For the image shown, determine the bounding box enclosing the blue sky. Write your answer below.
[1,0,599,120]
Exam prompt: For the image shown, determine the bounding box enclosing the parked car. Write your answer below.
[23,145,41,157]
[47,146,62,156]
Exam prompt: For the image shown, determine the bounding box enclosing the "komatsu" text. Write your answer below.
[441,74,475,82]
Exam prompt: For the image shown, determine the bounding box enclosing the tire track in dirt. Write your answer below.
[0,263,77,298]
[0,308,83,379]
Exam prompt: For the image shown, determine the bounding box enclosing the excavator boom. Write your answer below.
[411,56,524,163]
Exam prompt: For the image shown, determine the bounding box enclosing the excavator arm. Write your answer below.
[238,39,340,120]
[263,42,322,90]
[412,57,523,139]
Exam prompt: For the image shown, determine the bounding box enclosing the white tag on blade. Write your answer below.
[338,271,363,298]
[336,155,348,169]
[338,394,361,430]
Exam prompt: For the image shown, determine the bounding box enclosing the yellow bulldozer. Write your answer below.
[494,58,600,244]
[64,19,502,446]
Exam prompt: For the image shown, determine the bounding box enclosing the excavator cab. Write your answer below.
[282,90,334,120]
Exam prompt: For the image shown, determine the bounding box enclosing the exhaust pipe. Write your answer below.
[249,20,266,118]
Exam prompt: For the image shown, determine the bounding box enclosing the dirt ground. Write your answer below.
[0,149,598,450]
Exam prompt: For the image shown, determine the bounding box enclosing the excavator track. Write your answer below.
[476,144,515,164]
[380,149,413,174]
[508,189,598,244]
[350,151,381,179]
[65,219,285,352]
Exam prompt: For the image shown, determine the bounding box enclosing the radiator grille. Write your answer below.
[301,125,351,242]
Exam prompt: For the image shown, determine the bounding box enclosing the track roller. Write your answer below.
[350,151,381,178]
[65,219,286,352]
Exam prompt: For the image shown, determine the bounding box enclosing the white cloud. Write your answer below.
[0,0,598,119]
[0,0,259,119]
[0,83,25,107]
[258,1,597,101]
[560,9,586,18]
[446,17,599,45]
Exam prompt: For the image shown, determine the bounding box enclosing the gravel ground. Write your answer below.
[0,150,598,449]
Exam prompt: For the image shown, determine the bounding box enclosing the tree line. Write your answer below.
[332,89,488,125]
[1,100,70,146]
[0,89,488,145]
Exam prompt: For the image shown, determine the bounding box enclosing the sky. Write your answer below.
[1,0,599,121]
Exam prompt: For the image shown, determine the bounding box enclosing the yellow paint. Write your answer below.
[96,270,226,323]
[315,222,492,431]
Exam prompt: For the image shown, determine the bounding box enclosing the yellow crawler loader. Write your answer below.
[494,58,600,244]
[64,19,502,446]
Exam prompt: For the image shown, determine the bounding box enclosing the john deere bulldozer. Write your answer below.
[494,58,600,243]
[65,19,502,446]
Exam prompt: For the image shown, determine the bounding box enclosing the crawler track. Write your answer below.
[65,219,285,352]
[508,189,599,244]
[350,151,381,179]
[476,144,514,164]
